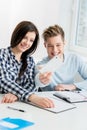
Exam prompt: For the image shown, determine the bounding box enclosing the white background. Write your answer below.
[0,0,73,62]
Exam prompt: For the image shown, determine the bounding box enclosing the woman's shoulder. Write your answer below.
[0,47,10,58]
[0,48,6,53]
[27,56,35,66]
[27,55,34,61]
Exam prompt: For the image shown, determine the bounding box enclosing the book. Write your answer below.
[39,56,63,73]
[24,92,76,114]
[53,90,87,103]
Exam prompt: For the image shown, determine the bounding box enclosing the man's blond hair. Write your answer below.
[42,25,65,41]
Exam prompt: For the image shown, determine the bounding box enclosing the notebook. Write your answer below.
[53,90,87,103]
[24,92,76,114]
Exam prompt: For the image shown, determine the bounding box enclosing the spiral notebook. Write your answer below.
[53,91,87,103]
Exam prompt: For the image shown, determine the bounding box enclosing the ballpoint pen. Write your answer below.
[65,89,81,93]
[7,106,25,112]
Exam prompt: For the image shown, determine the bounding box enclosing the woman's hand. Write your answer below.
[39,72,52,85]
[55,84,76,91]
[1,93,18,103]
[29,94,55,108]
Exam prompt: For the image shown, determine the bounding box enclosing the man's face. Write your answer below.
[44,35,65,59]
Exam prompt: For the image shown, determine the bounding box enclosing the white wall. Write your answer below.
[0,0,73,62]
[0,0,12,47]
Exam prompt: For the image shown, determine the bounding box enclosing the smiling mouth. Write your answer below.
[21,44,29,49]
[51,53,59,56]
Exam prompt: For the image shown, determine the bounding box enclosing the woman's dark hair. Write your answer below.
[10,21,39,77]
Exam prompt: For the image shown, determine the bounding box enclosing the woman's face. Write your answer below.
[16,31,36,53]
[44,35,65,59]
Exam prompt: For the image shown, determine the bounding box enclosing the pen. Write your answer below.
[7,106,25,112]
[65,89,81,93]
[65,89,70,91]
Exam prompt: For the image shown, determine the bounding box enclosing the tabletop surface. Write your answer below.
[0,92,87,130]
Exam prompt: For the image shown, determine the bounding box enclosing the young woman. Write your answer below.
[0,21,54,108]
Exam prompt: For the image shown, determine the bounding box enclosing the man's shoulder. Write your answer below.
[65,51,80,59]
[65,51,84,63]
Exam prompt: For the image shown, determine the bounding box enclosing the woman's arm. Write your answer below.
[29,93,54,108]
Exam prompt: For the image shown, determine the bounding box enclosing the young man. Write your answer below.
[35,25,87,91]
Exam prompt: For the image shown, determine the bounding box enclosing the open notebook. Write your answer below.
[53,90,87,103]
[24,92,76,114]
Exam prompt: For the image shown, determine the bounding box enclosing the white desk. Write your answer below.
[0,92,87,130]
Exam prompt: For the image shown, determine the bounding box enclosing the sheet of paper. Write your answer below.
[44,96,76,113]
[39,56,63,73]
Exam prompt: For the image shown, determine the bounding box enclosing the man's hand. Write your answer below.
[55,84,76,91]
[39,72,52,85]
